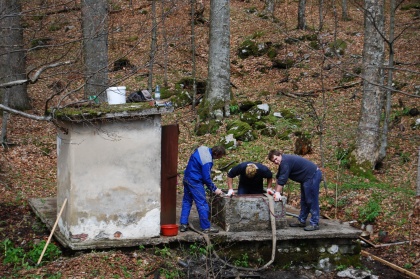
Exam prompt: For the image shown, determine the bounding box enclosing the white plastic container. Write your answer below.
[106,86,126,104]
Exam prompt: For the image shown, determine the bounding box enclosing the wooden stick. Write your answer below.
[359,236,378,248]
[361,250,420,279]
[37,198,67,265]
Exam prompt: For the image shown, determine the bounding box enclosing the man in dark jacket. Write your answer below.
[226,162,273,196]
[267,149,322,231]
[179,145,226,234]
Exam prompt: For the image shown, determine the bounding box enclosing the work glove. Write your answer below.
[267,188,275,195]
[214,188,223,196]
[274,192,282,202]
[226,189,234,197]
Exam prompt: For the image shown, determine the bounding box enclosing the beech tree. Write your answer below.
[353,0,385,169]
[0,0,30,110]
[262,0,275,18]
[148,0,158,93]
[81,0,109,102]
[204,0,231,119]
[297,0,306,30]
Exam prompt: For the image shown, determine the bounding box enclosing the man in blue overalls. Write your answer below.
[267,149,323,231]
[180,145,226,234]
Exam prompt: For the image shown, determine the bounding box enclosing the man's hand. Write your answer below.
[226,189,234,197]
[274,192,282,202]
[214,188,223,196]
[267,188,275,195]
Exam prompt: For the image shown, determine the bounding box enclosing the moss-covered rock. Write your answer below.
[237,39,259,59]
[240,111,261,125]
[237,39,270,59]
[195,120,221,136]
[175,77,207,95]
[260,126,278,137]
[239,100,261,112]
[252,121,267,130]
[171,90,193,108]
[277,129,293,140]
[329,39,347,56]
[226,120,256,142]
[240,104,270,125]
[220,134,237,150]
[271,58,295,69]
[280,108,296,120]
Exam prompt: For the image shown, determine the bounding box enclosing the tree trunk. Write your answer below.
[0,0,30,110]
[417,147,420,196]
[298,0,306,30]
[319,0,324,30]
[148,0,158,93]
[161,0,169,88]
[354,0,385,169]
[81,0,109,103]
[205,0,231,119]
[191,0,198,112]
[263,0,275,18]
[342,0,348,21]
[378,0,396,163]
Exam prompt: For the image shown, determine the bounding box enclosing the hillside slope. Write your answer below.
[0,0,419,277]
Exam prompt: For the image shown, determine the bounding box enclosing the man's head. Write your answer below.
[245,163,258,178]
[268,149,282,165]
[212,146,226,159]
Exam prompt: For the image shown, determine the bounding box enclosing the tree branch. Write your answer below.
[29,61,72,83]
[0,61,72,89]
[0,104,51,121]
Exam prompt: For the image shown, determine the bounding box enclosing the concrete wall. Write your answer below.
[56,116,162,242]
[211,194,287,232]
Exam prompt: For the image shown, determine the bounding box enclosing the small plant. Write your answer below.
[1,239,61,268]
[1,239,25,266]
[336,264,347,271]
[358,199,381,224]
[27,240,62,264]
[229,104,240,114]
[160,263,183,279]
[121,266,132,278]
[403,263,413,269]
[234,253,249,267]
[188,243,207,257]
[154,245,171,257]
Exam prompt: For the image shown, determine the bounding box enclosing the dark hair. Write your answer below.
[212,146,226,157]
[268,149,282,161]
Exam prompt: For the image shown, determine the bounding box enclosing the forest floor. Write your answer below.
[1,0,420,278]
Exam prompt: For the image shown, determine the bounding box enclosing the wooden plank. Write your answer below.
[361,250,420,279]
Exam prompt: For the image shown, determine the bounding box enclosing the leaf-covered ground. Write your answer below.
[1,0,419,278]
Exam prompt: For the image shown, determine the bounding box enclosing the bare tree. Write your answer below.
[191,0,198,112]
[1,0,30,145]
[341,0,349,21]
[148,0,158,93]
[417,147,420,196]
[262,0,275,18]
[0,0,30,110]
[354,0,385,169]
[204,0,231,119]
[319,0,324,30]
[378,0,396,163]
[81,0,109,102]
[297,0,306,30]
[161,0,169,88]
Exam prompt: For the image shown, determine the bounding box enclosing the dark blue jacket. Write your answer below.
[228,162,272,194]
[276,154,318,185]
